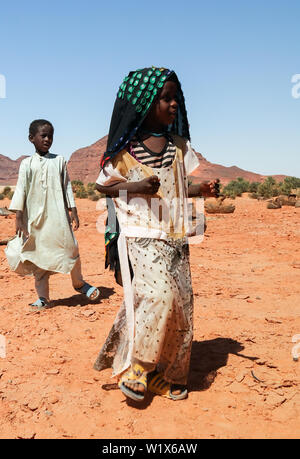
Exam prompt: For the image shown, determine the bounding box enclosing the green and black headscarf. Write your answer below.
[101,67,190,168]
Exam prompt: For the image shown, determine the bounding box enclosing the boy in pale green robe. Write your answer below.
[5,119,100,308]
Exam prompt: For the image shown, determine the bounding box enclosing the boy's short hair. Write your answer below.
[29,119,54,136]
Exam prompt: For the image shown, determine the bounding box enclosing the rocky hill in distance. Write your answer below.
[0,135,288,185]
[67,136,107,184]
[0,154,29,186]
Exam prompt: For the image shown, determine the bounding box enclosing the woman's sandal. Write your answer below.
[30,297,50,310]
[75,282,100,301]
[118,363,147,402]
[148,372,188,401]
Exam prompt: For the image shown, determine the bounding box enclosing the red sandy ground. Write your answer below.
[0,196,299,439]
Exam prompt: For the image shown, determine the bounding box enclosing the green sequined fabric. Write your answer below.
[117,66,170,116]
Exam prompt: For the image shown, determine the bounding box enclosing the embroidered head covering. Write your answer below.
[101,66,190,168]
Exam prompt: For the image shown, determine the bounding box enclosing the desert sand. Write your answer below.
[0,196,299,439]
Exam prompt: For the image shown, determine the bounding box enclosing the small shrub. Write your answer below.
[0,193,4,200]
[89,194,100,201]
[71,180,84,193]
[7,191,14,200]
[75,190,88,199]
[3,186,11,196]
[249,182,260,193]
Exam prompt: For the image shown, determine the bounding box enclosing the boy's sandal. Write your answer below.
[148,372,188,401]
[75,282,100,301]
[30,297,50,310]
[118,363,147,402]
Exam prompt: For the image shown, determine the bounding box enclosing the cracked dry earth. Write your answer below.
[0,196,299,439]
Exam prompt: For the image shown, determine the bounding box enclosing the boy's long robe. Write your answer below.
[5,153,79,275]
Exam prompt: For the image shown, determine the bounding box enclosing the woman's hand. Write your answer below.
[136,176,160,195]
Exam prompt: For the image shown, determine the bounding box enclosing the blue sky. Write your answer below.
[0,0,299,177]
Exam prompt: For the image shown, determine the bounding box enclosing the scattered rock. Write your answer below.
[265,392,286,408]
[27,401,39,411]
[17,430,36,439]
[267,201,281,209]
[235,371,246,383]
[0,238,14,246]
[0,207,13,216]
[265,318,282,324]
[232,294,250,300]
[46,369,60,375]
[81,310,95,317]
[48,395,59,404]
[205,197,235,214]
[54,358,66,365]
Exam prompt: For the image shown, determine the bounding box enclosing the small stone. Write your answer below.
[46,369,60,375]
[265,318,282,324]
[236,371,246,383]
[265,393,286,408]
[81,310,95,317]
[232,294,250,300]
[54,358,66,365]
[246,299,254,303]
[17,430,36,439]
[28,402,39,411]
[48,395,59,404]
